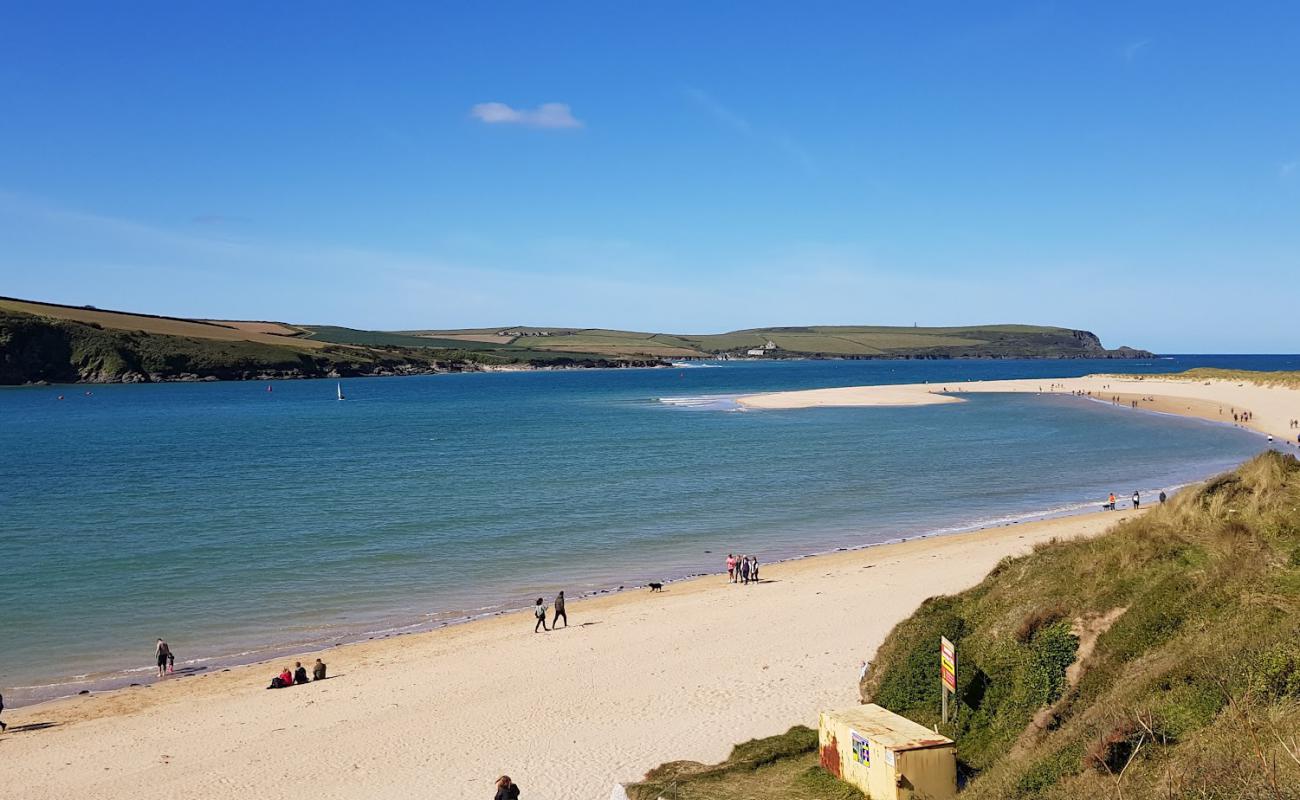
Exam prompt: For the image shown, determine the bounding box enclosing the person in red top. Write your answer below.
[278,667,293,686]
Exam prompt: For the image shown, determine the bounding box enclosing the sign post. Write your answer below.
[940,636,957,724]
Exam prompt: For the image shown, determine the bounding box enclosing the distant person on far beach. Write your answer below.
[155,638,171,678]
[312,659,327,681]
[1132,491,1141,510]
[1159,491,1167,505]
[739,556,751,585]
[553,591,567,629]
[167,649,175,674]
[534,598,549,633]
[0,691,6,732]
[495,775,520,800]
[751,556,760,582]
[726,553,736,583]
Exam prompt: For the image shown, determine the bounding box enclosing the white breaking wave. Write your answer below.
[656,394,742,410]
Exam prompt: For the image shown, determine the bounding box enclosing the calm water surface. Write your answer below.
[1,356,1294,704]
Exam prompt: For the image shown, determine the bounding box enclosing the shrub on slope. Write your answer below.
[860,451,1300,799]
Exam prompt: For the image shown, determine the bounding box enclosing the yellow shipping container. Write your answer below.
[818,704,957,800]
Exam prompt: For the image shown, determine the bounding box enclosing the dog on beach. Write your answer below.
[647,582,664,592]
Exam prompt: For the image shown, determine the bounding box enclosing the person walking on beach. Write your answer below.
[534,598,549,633]
[726,553,736,583]
[155,638,171,678]
[751,556,760,583]
[1132,491,1141,510]
[552,591,567,629]
[495,775,521,800]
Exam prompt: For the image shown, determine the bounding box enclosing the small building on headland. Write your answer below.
[818,704,956,800]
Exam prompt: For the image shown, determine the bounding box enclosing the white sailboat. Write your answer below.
[336,382,345,401]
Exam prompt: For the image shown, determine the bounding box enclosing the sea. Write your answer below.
[2,354,1296,706]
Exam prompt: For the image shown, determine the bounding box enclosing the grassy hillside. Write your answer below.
[415,324,1153,359]
[859,451,1300,799]
[626,726,864,800]
[0,304,657,384]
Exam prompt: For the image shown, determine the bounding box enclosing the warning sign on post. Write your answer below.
[940,636,956,693]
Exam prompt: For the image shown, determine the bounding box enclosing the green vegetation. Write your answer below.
[859,451,1300,799]
[0,295,1157,383]
[1117,367,1300,389]
[625,726,863,800]
[415,323,1153,359]
[0,307,657,384]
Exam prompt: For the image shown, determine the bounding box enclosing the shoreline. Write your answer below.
[737,374,1300,444]
[2,506,1138,800]
[5,473,1199,711]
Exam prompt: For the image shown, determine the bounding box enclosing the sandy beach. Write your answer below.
[0,511,1127,800]
[738,373,1300,444]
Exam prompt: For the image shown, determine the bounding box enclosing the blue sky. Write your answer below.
[1,2,1297,352]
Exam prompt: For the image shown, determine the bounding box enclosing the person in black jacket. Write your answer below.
[293,662,310,685]
[494,775,520,800]
[0,691,7,732]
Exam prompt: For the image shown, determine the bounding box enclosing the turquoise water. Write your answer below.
[1,356,1292,704]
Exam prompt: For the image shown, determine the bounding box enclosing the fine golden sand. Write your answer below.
[0,512,1125,800]
[738,374,1300,444]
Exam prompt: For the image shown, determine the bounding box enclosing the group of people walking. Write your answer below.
[533,591,567,632]
[725,553,760,584]
[1103,490,1166,511]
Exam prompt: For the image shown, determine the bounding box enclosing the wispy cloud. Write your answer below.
[1280,160,1299,179]
[683,87,816,174]
[684,87,753,136]
[469,102,583,129]
[1123,39,1150,62]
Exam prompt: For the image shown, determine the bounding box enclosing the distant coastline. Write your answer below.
[1,295,1153,385]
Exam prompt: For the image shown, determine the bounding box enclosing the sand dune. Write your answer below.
[0,513,1123,800]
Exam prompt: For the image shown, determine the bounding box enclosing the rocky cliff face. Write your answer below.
[0,310,664,385]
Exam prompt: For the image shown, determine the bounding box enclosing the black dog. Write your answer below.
[648,582,663,592]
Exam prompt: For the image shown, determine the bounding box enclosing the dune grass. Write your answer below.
[625,726,863,800]
[859,450,1300,799]
[1121,367,1300,389]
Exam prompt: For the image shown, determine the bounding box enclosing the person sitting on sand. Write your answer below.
[495,775,520,800]
[155,638,171,678]
[312,658,327,681]
[534,598,549,633]
[268,666,295,689]
[293,662,310,685]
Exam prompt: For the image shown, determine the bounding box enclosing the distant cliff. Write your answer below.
[0,308,657,385]
[0,296,1155,385]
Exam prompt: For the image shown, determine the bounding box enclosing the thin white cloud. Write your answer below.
[1123,39,1150,62]
[684,87,753,136]
[683,87,816,174]
[469,102,583,129]
[1280,160,1299,178]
